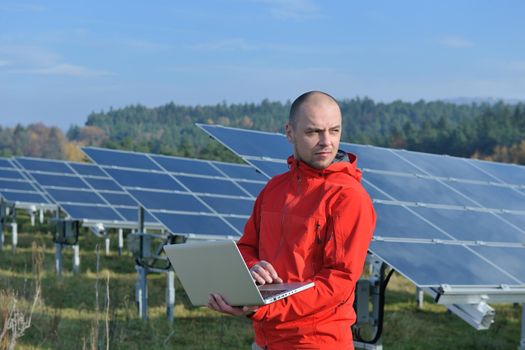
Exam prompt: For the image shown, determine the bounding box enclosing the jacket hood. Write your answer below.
[287,150,363,183]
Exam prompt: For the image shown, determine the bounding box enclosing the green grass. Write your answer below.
[0,217,522,349]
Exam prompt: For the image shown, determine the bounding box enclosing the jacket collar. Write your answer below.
[287,150,362,182]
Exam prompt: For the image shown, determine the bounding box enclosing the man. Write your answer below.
[208,91,376,349]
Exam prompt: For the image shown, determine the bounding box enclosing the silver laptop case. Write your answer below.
[164,240,314,306]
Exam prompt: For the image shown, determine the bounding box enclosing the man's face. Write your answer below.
[285,100,342,169]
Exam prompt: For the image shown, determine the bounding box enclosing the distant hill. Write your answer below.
[441,97,525,105]
[77,97,521,160]
[1,97,524,165]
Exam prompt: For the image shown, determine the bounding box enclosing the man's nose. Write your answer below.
[318,131,331,146]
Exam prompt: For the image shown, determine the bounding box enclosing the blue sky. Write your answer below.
[1,0,524,129]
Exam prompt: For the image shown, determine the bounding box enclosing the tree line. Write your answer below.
[1,98,524,165]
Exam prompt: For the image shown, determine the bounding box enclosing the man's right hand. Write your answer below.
[250,260,283,285]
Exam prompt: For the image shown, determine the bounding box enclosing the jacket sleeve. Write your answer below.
[250,188,376,323]
[237,187,266,269]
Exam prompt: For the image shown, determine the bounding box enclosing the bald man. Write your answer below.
[208,91,376,350]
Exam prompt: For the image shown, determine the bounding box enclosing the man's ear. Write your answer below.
[285,123,293,143]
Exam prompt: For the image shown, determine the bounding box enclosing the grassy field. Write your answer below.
[0,216,522,349]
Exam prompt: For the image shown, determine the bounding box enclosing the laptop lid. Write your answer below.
[164,240,314,306]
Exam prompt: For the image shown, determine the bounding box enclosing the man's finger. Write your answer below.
[208,294,220,311]
[251,265,272,284]
[259,261,283,283]
[257,267,274,284]
[213,293,246,316]
[251,269,267,285]
[213,293,231,311]
[243,305,259,313]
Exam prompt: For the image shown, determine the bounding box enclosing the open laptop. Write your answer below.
[164,240,315,306]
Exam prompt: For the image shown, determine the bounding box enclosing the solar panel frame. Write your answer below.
[0,157,56,210]
[197,123,525,293]
[13,156,161,229]
[82,147,266,239]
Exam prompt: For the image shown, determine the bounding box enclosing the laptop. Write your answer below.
[164,240,315,306]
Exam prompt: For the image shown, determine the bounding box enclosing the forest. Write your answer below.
[1,98,525,165]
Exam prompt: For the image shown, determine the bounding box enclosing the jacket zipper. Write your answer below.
[314,221,321,272]
[276,173,302,260]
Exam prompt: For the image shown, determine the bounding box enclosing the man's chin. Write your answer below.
[308,160,332,170]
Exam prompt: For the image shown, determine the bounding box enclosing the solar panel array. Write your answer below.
[197,124,525,290]
[0,157,55,210]
[82,147,267,239]
[13,157,159,228]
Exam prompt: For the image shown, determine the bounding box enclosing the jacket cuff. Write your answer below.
[249,305,268,321]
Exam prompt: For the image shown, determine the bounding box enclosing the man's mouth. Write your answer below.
[315,151,332,157]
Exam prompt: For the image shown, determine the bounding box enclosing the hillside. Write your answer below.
[1,98,524,164]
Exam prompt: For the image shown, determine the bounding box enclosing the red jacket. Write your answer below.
[238,153,376,350]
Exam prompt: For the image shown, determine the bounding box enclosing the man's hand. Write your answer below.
[208,293,258,316]
[250,260,283,285]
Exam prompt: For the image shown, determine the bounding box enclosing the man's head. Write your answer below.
[285,91,342,169]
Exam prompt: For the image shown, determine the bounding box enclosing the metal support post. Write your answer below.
[11,222,17,253]
[0,221,4,250]
[39,209,44,224]
[72,244,80,274]
[353,256,386,350]
[166,270,176,321]
[355,342,383,350]
[30,213,35,226]
[136,265,148,320]
[138,207,145,232]
[105,236,110,255]
[55,243,63,276]
[416,287,424,309]
[518,304,525,350]
[118,228,124,256]
[0,201,7,250]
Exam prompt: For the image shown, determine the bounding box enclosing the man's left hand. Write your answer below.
[208,293,258,316]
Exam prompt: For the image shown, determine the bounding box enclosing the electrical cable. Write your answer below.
[354,267,395,344]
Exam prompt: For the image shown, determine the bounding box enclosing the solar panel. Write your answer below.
[197,124,525,292]
[469,158,525,186]
[364,172,475,206]
[212,162,268,181]
[13,157,159,228]
[0,159,13,168]
[0,157,55,210]
[469,246,525,283]
[127,190,209,212]
[410,206,525,243]
[369,240,521,287]
[151,155,222,177]
[0,168,25,180]
[82,147,266,239]
[175,175,248,196]
[80,147,161,170]
[393,149,496,182]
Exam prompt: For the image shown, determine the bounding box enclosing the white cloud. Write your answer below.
[190,38,346,56]
[0,45,112,77]
[508,60,525,73]
[0,3,46,12]
[122,39,170,51]
[253,0,320,21]
[18,63,112,77]
[438,36,474,49]
[191,38,260,51]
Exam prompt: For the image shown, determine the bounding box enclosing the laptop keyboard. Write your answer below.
[259,289,288,298]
